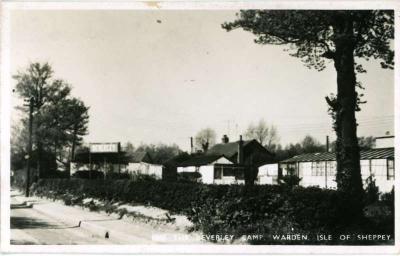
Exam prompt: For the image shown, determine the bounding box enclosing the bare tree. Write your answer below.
[195,128,216,152]
[244,119,279,151]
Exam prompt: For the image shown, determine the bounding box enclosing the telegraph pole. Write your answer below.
[25,97,34,197]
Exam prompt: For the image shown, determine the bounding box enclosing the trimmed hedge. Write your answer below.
[30,179,394,245]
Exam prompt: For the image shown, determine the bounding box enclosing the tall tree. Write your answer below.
[223,10,393,215]
[13,63,89,177]
[244,119,279,151]
[195,128,217,152]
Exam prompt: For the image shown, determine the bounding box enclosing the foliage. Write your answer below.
[380,188,394,215]
[364,175,380,205]
[133,143,182,164]
[30,179,393,245]
[71,170,105,179]
[222,10,393,71]
[274,135,326,161]
[12,62,90,177]
[177,172,202,183]
[330,136,376,152]
[279,174,302,188]
[244,119,279,151]
[195,128,217,152]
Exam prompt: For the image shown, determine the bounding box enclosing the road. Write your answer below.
[10,195,114,245]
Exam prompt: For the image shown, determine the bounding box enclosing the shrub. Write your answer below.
[30,178,394,245]
[105,172,131,180]
[72,170,104,179]
[279,174,302,188]
[177,172,202,183]
[364,175,380,204]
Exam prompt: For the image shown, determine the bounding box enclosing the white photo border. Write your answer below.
[1,1,399,255]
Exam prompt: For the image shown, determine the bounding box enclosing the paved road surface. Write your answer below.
[10,196,114,245]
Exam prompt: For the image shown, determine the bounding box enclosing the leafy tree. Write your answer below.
[134,143,182,164]
[301,135,326,153]
[358,136,376,150]
[195,128,217,152]
[244,119,279,151]
[330,136,376,152]
[123,142,136,158]
[13,62,89,177]
[223,10,394,215]
[274,135,326,161]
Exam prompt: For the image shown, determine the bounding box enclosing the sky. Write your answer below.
[10,10,394,152]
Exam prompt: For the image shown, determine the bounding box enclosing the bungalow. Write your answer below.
[126,152,164,179]
[177,154,245,184]
[206,135,274,166]
[273,146,395,193]
[176,135,274,184]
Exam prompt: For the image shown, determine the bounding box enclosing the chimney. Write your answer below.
[237,135,244,164]
[190,137,194,154]
[326,136,329,152]
[222,135,229,144]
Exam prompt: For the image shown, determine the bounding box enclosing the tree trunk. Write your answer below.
[37,142,42,178]
[68,123,78,176]
[333,18,364,218]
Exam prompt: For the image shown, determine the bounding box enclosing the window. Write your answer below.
[327,161,336,176]
[311,161,325,176]
[214,166,222,179]
[388,159,395,180]
[223,167,235,177]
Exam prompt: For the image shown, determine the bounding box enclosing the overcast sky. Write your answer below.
[10,10,394,151]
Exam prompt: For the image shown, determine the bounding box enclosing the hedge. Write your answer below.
[29,179,394,245]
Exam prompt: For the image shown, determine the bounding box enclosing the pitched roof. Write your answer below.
[361,147,394,159]
[179,154,231,167]
[281,147,394,163]
[206,140,253,158]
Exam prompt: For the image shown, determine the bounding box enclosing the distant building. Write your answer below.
[176,135,274,185]
[206,135,274,166]
[375,135,394,149]
[126,152,163,179]
[177,155,243,184]
[273,147,394,193]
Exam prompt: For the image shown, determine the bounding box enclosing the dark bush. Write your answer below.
[71,170,104,179]
[30,178,394,245]
[105,172,131,180]
[177,172,202,183]
[364,175,380,204]
[279,174,302,188]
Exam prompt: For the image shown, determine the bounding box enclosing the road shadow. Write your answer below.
[11,216,79,230]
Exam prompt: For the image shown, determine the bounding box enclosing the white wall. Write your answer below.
[211,157,233,165]
[285,159,393,192]
[127,162,163,179]
[199,165,214,184]
[367,159,394,193]
[375,137,394,148]
[258,163,279,185]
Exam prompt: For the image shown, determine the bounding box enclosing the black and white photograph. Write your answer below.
[0,1,398,255]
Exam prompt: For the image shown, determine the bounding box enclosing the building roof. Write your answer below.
[206,140,253,158]
[179,154,231,167]
[375,135,395,139]
[281,147,394,163]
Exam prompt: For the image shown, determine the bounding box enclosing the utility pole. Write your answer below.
[25,97,34,197]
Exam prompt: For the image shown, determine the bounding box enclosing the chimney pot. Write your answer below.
[222,135,229,144]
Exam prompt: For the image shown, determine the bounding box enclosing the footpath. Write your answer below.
[11,190,206,244]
